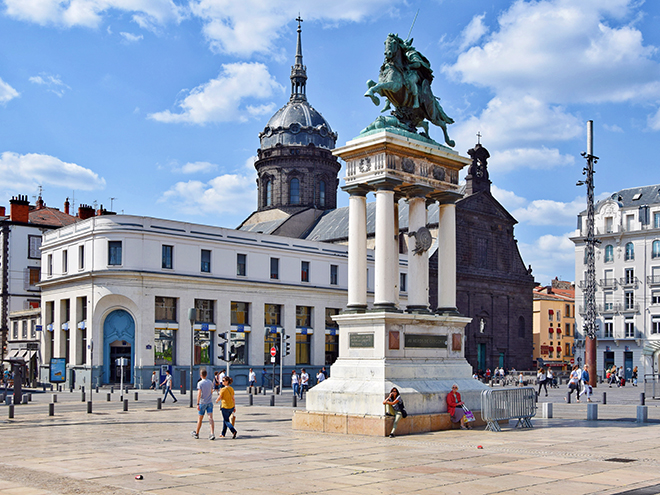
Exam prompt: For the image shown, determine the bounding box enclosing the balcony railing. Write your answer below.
[648,275,660,286]
[619,276,639,288]
[621,302,640,313]
[600,278,617,289]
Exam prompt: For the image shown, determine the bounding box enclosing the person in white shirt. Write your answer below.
[316,370,325,383]
[300,369,309,398]
[160,370,177,403]
[217,370,226,392]
[537,368,548,396]
[248,368,256,389]
[546,369,554,388]
[291,370,300,398]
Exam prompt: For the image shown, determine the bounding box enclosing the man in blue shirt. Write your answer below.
[191,369,215,440]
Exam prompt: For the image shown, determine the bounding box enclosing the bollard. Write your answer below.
[8,405,14,418]
[52,394,57,403]
[5,395,10,405]
[257,386,261,394]
[566,391,571,404]
[248,394,253,406]
[27,393,32,402]
[69,386,73,393]
[87,401,92,414]
[107,393,111,402]
[123,399,128,412]
[275,386,280,395]
[587,403,598,421]
[96,386,99,393]
[541,402,553,419]
[157,398,162,410]
[81,386,85,394]
[263,387,267,396]
[48,403,54,416]
[0,393,4,402]
[637,405,648,423]
[535,392,538,403]
[22,395,28,405]
[134,392,138,401]
[292,395,297,408]
[603,392,607,405]
[640,392,645,406]
[81,391,86,402]
[270,395,275,406]
[110,387,114,394]
[42,384,46,392]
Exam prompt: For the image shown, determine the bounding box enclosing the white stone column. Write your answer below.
[373,179,401,311]
[404,187,433,312]
[345,186,370,311]
[434,191,462,314]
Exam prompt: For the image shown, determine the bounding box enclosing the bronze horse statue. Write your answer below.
[364,33,455,147]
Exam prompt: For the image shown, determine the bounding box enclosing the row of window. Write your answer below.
[539,343,571,359]
[599,240,660,263]
[264,178,327,208]
[547,305,574,321]
[11,319,38,340]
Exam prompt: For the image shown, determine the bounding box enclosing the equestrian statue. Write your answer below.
[363,33,455,147]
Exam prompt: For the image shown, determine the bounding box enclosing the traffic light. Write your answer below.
[217,332,228,361]
[228,345,237,362]
[284,334,291,356]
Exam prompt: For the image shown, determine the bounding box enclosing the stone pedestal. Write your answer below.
[293,131,486,436]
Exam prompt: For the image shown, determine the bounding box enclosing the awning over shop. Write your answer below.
[642,339,660,356]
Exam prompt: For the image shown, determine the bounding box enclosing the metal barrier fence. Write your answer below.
[644,374,659,399]
[481,387,537,432]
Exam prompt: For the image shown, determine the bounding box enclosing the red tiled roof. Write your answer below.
[28,206,79,227]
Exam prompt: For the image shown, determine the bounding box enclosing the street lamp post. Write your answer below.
[188,308,195,408]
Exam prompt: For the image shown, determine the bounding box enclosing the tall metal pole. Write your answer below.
[580,120,598,387]
[188,308,195,408]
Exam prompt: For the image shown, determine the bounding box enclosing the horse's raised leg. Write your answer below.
[439,122,455,147]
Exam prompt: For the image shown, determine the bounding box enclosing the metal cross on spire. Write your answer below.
[476,131,482,144]
[296,14,303,27]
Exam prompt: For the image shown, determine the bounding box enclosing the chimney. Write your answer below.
[64,197,70,215]
[78,204,95,220]
[9,195,30,223]
[35,195,45,209]
[0,206,5,217]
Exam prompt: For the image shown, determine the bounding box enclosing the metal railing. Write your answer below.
[599,278,617,289]
[648,275,660,285]
[480,387,537,432]
[618,277,638,288]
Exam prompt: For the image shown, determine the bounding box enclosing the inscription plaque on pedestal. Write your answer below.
[404,334,447,349]
[349,332,375,348]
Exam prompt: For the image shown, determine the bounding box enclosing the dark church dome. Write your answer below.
[260,99,336,149]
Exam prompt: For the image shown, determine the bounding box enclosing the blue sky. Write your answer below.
[1,0,660,285]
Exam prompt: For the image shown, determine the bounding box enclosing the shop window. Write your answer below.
[231,302,249,326]
[155,297,177,322]
[195,299,214,323]
[155,329,175,365]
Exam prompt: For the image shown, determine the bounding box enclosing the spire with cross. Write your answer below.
[290,15,307,100]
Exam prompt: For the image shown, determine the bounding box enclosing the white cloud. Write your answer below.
[0,152,106,194]
[29,73,70,97]
[160,173,256,216]
[603,123,624,133]
[189,0,399,57]
[3,0,183,29]
[0,77,20,104]
[489,147,575,173]
[648,107,660,131]
[446,0,660,104]
[519,232,576,284]
[120,32,144,43]
[452,95,583,151]
[173,161,218,174]
[148,62,283,124]
[458,13,487,52]
[512,196,585,227]
[490,185,527,211]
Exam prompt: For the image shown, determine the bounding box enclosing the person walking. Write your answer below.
[632,366,638,387]
[261,368,268,389]
[300,369,309,398]
[160,370,177,403]
[248,368,256,389]
[617,366,625,387]
[537,367,548,396]
[291,370,300,399]
[383,387,405,437]
[547,369,555,388]
[215,376,238,438]
[191,369,215,440]
[149,371,157,390]
[579,364,592,402]
[566,365,580,402]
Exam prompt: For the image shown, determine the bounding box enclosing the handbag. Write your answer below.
[461,404,475,422]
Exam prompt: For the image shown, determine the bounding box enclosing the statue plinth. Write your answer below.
[292,130,488,437]
[335,130,469,192]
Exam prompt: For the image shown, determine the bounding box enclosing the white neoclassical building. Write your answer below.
[38,214,401,388]
[572,184,660,378]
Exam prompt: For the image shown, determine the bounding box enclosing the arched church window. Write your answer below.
[319,180,326,207]
[265,180,272,207]
[290,178,300,205]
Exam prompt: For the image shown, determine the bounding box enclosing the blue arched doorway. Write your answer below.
[103,309,135,384]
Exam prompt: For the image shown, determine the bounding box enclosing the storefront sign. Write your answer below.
[349,332,374,348]
[404,334,447,349]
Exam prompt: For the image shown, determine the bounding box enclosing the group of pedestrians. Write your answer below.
[192,368,238,441]
[536,367,559,395]
[606,365,638,387]
[565,364,592,403]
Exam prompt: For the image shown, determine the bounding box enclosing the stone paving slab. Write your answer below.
[3,393,660,494]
